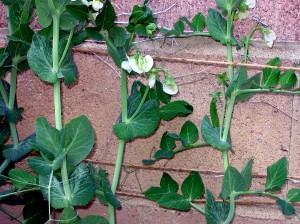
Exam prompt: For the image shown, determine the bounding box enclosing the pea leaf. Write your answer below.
[210,97,220,128]
[201,115,231,151]
[3,134,35,161]
[265,157,287,192]
[181,171,205,201]
[158,193,191,211]
[261,57,281,88]
[154,149,174,160]
[276,199,295,216]
[66,4,89,22]
[160,132,176,151]
[287,188,300,203]
[179,121,199,146]
[279,70,297,89]
[205,189,229,224]
[27,34,77,85]
[9,169,36,190]
[180,13,206,32]
[59,207,80,224]
[27,157,52,176]
[221,166,244,200]
[96,0,116,30]
[108,26,127,48]
[144,186,166,200]
[159,100,193,121]
[240,158,253,191]
[113,100,160,141]
[160,173,179,193]
[207,9,228,44]
[64,115,94,166]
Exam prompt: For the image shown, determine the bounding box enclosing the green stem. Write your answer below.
[0,159,10,174]
[48,170,54,221]
[190,202,205,215]
[237,88,300,95]
[173,141,208,154]
[223,150,229,171]
[0,188,39,200]
[61,158,71,201]
[243,26,259,63]
[108,139,126,224]
[88,11,97,26]
[0,206,24,224]
[6,7,13,35]
[8,64,17,110]
[165,32,211,38]
[58,28,74,68]
[224,194,235,224]
[108,69,128,224]
[128,86,149,121]
[226,11,234,81]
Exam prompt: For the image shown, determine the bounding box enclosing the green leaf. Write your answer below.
[181,171,205,201]
[142,159,155,165]
[9,169,36,190]
[27,34,77,85]
[240,159,253,191]
[154,149,174,160]
[207,9,228,44]
[159,100,193,121]
[276,199,295,216]
[265,157,287,192]
[108,26,126,48]
[96,0,116,30]
[173,21,185,35]
[27,157,52,176]
[201,116,231,151]
[0,52,8,68]
[69,163,95,206]
[35,116,62,159]
[205,189,229,224]
[160,173,178,193]
[287,188,300,202]
[66,5,89,22]
[279,70,297,89]
[181,13,206,32]
[160,132,175,151]
[59,207,80,224]
[216,0,243,14]
[64,115,94,166]
[262,57,281,88]
[35,0,52,28]
[3,134,35,161]
[179,121,199,146]
[98,168,121,208]
[9,0,33,34]
[210,97,220,128]
[78,215,109,224]
[144,187,167,201]
[221,166,244,200]
[158,193,191,211]
[39,174,68,209]
[113,100,160,141]
[235,73,261,103]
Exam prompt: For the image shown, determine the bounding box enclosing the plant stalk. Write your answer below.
[108,69,128,224]
[226,11,234,81]
[224,194,235,224]
[190,202,205,215]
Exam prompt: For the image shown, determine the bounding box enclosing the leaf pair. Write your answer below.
[145,172,205,211]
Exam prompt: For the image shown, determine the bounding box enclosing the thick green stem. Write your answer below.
[54,81,62,130]
[190,202,205,215]
[224,194,235,224]
[108,70,128,224]
[0,206,24,224]
[165,32,211,38]
[243,25,259,63]
[61,158,71,201]
[237,88,300,95]
[223,150,229,171]
[0,159,10,174]
[226,11,234,81]
[128,86,149,121]
[108,139,126,224]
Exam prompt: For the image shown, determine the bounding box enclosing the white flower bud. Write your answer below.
[163,74,178,95]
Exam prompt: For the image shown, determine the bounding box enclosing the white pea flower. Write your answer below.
[262,28,277,48]
[238,10,249,20]
[126,54,154,74]
[148,69,157,88]
[163,74,178,95]
[92,0,104,11]
[80,0,92,7]
[245,0,256,9]
[121,61,132,73]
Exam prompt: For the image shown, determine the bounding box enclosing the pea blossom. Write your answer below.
[237,0,256,20]
[121,54,154,74]
[148,68,158,88]
[163,74,178,95]
[73,0,104,11]
[261,28,277,48]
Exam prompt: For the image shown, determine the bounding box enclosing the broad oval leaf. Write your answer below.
[144,187,167,201]
[96,0,116,30]
[59,207,80,224]
[160,173,179,193]
[265,157,287,192]
[181,171,205,201]
[279,70,297,90]
[221,166,244,200]
[160,132,175,151]
[201,115,231,151]
[154,149,174,160]
[207,9,228,44]
[64,115,94,166]
[27,157,52,176]
[180,120,199,147]
[240,158,253,191]
[113,100,160,141]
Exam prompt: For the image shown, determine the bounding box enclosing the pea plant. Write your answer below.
[142,0,300,223]
[0,0,193,224]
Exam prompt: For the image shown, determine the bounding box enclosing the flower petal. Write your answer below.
[246,0,256,8]
[121,61,132,73]
[92,0,103,11]
[128,57,144,74]
[148,74,156,88]
[163,83,178,95]
[144,55,154,72]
